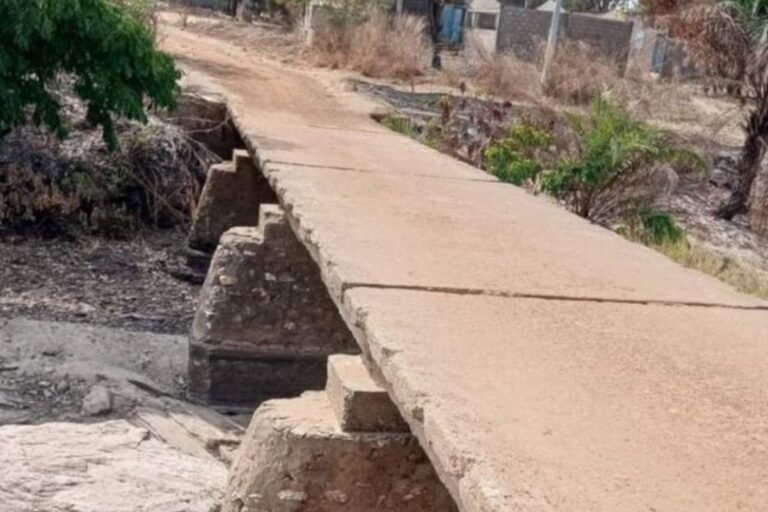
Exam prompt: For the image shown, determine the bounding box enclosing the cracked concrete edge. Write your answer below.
[337,291,508,512]
[334,291,567,512]
[210,169,495,510]
[218,109,348,302]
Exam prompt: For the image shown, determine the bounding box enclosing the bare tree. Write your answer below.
[721,47,768,224]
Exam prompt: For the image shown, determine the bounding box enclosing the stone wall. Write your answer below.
[496,4,633,67]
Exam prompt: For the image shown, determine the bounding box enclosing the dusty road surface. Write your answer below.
[159,21,768,512]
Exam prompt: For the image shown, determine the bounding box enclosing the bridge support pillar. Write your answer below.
[188,205,358,408]
[223,355,458,512]
[189,149,277,254]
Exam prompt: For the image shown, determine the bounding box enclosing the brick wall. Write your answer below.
[496,5,633,68]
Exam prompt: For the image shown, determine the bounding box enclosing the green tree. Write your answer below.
[0,0,180,150]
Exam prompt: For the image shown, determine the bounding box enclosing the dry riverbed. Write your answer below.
[0,230,200,335]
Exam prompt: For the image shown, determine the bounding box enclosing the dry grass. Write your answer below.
[653,239,768,300]
[543,41,622,105]
[454,37,725,137]
[458,39,623,105]
[311,11,429,80]
[468,41,542,102]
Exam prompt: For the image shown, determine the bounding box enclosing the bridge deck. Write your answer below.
[164,25,768,512]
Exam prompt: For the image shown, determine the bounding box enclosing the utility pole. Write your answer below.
[540,0,564,85]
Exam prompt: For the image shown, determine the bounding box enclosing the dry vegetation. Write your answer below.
[310,10,430,80]
[0,87,216,238]
[543,42,624,105]
[459,37,706,125]
[468,44,542,102]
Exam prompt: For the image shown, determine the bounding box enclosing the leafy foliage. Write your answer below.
[484,125,552,185]
[112,0,159,30]
[538,98,705,220]
[617,204,687,245]
[0,0,180,150]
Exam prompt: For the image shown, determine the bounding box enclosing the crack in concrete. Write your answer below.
[266,160,498,184]
[341,282,768,311]
[306,124,393,134]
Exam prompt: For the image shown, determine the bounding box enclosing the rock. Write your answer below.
[0,420,227,512]
[81,385,112,416]
[0,410,32,425]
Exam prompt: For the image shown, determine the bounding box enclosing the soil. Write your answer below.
[0,230,200,335]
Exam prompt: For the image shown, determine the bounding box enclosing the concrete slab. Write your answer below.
[166,24,763,309]
[343,287,768,512]
[265,164,765,308]
[236,115,497,182]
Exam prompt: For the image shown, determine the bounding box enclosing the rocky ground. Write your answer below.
[1,419,228,512]
[0,317,188,424]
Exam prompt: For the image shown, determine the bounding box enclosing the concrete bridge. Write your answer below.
[164,26,768,512]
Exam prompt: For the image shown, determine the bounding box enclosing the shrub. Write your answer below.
[353,11,428,79]
[112,0,158,29]
[311,8,429,80]
[0,0,180,150]
[538,98,706,221]
[617,205,688,246]
[484,124,552,185]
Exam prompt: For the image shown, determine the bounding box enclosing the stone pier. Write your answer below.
[188,206,358,408]
[223,355,458,512]
[189,149,278,253]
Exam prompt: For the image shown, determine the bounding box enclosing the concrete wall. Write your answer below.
[470,0,501,13]
[496,4,633,66]
[626,20,700,78]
